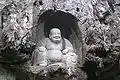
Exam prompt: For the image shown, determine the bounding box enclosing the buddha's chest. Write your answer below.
[45,41,64,62]
[47,50,63,62]
[45,41,63,50]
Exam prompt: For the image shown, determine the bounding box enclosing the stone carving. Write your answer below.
[31,28,77,77]
[1,0,120,80]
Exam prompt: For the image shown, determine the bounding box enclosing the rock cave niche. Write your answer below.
[36,9,83,65]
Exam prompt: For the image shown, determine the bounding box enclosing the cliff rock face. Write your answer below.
[0,0,120,80]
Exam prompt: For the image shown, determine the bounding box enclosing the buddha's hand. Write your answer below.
[62,48,69,55]
[38,46,46,52]
[62,47,74,55]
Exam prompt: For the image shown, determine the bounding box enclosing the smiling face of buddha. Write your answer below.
[49,28,62,43]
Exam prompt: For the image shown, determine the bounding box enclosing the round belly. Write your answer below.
[47,50,63,62]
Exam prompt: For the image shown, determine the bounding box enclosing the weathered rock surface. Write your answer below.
[0,0,120,80]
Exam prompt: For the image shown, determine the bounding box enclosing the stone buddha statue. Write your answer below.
[31,28,77,76]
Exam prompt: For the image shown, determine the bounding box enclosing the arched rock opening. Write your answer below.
[36,9,83,65]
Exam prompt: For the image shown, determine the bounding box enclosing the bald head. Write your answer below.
[49,28,62,43]
[50,28,61,34]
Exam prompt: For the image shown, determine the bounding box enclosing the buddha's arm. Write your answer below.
[64,38,74,53]
[36,38,47,51]
[31,39,47,65]
[36,39,45,47]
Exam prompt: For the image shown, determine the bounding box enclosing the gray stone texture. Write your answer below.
[0,0,120,80]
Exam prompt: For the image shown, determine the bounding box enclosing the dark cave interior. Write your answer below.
[38,9,79,39]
